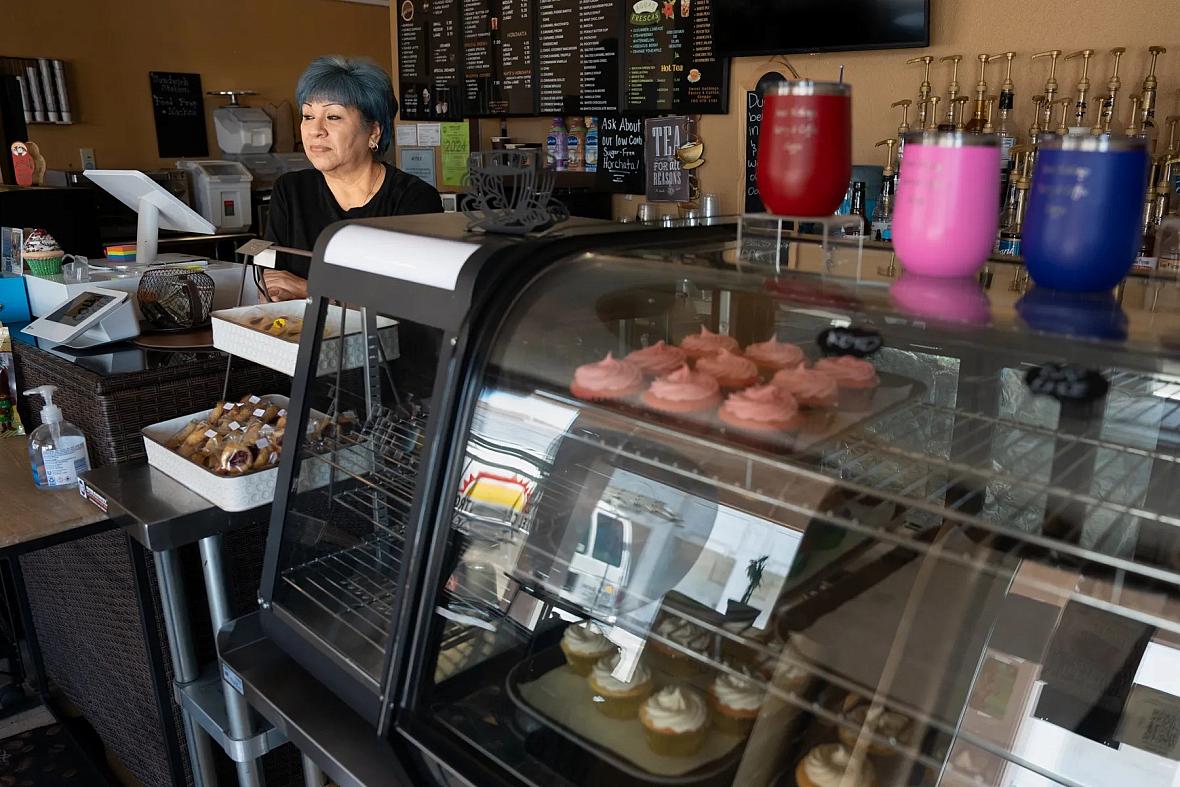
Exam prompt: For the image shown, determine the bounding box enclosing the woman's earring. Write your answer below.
[369,140,378,151]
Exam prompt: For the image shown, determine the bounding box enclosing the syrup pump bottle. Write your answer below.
[892,99,912,169]
[1092,48,1126,136]
[871,139,898,242]
[1032,50,1063,131]
[998,145,1033,260]
[939,54,964,130]
[1138,46,1167,150]
[1064,49,1095,134]
[1053,98,1073,136]
[907,55,935,131]
[965,53,1001,133]
[1029,95,1047,143]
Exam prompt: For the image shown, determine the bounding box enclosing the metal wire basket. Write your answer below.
[137,267,215,331]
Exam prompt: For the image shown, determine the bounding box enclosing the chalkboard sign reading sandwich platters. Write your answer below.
[148,71,208,158]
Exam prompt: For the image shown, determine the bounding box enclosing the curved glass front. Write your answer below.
[403,235,1180,787]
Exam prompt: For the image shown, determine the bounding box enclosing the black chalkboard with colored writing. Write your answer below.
[149,71,208,158]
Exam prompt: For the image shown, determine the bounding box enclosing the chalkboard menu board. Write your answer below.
[397,0,727,119]
[624,0,726,113]
[397,1,429,118]
[428,0,464,119]
[745,71,785,213]
[148,71,208,158]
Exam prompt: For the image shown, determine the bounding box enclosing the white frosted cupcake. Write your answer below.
[708,662,765,736]
[795,743,877,787]
[639,685,710,757]
[648,617,712,677]
[838,700,913,756]
[588,652,653,719]
[560,622,617,676]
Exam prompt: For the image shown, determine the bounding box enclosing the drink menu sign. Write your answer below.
[624,0,726,113]
[398,0,727,118]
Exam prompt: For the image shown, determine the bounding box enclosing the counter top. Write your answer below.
[0,437,107,551]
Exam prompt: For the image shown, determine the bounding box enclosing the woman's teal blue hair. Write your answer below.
[296,55,398,155]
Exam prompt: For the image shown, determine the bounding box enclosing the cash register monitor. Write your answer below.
[82,169,216,266]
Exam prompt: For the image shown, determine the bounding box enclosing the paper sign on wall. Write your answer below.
[399,147,437,187]
[644,116,690,203]
[440,121,470,188]
[395,125,419,147]
[417,123,442,147]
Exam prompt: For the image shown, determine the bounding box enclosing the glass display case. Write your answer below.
[387,224,1180,787]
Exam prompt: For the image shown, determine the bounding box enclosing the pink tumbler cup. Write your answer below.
[893,132,1001,277]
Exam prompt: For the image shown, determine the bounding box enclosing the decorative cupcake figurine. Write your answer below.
[569,352,644,401]
[588,652,653,719]
[643,364,721,414]
[813,355,880,411]
[639,685,710,757]
[708,662,766,736]
[625,340,687,376]
[718,384,800,434]
[679,325,740,360]
[696,349,759,390]
[22,229,64,276]
[743,336,805,374]
[795,743,877,787]
[559,621,618,676]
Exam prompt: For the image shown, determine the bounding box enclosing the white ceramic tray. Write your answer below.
[211,301,398,377]
[141,395,367,512]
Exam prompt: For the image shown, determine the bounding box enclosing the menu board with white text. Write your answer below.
[397,0,728,119]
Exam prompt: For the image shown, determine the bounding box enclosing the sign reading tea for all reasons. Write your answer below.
[644,116,690,203]
[597,114,645,194]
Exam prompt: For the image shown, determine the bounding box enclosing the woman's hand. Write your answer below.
[262,269,309,302]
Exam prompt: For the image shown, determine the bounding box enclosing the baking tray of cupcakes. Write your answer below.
[565,326,923,456]
[507,619,764,785]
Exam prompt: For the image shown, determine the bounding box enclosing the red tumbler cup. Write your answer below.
[756,81,852,217]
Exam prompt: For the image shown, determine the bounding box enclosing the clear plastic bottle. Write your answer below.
[546,117,567,170]
[565,116,586,172]
[24,385,90,490]
[584,117,600,173]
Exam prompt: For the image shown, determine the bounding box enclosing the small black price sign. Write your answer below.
[817,327,884,358]
[1024,363,1109,403]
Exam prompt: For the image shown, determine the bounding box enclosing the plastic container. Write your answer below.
[585,117,599,173]
[546,118,568,171]
[756,81,851,217]
[1022,136,1151,292]
[566,116,586,172]
[892,131,1001,278]
[24,384,90,490]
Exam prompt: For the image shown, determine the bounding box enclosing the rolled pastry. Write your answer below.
[167,420,201,449]
[218,443,253,475]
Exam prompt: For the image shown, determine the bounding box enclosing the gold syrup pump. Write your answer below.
[907,55,935,130]
[1092,47,1126,136]
[1054,98,1073,136]
[875,138,898,178]
[1139,46,1167,134]
[1032,50,1063,130]
[940,54,965,127]
[983,96,997,133]
[965,54,999,132]
[1065,49,1094,130]
[953,96,970,131]
[1029,95,1046,142]
[892,99,912,169]
[925,96,942,131]
[1127,95,1143,137]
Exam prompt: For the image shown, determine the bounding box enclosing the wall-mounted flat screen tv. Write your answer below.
[714,0,930,57]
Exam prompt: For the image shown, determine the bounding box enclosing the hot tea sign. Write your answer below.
[644,116,691,202]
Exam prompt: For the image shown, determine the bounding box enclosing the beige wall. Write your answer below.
[391,0,1178,215]
[2,0,392,172]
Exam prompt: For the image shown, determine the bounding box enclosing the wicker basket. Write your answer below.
[12,343,290,467]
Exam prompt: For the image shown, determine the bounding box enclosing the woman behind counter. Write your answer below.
[263,55,442,301]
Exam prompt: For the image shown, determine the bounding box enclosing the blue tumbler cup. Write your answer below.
[1023,136,1150,292]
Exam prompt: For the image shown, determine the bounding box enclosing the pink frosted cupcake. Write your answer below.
[813,356,880,411]
[772,365,839,432]
[743,336,805,374]
[719,385,800,433]
[570,353,644,401]
[696,349,759,390]
[625,341,688,377]
[679,326,740,360]
[643,364,721,414]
